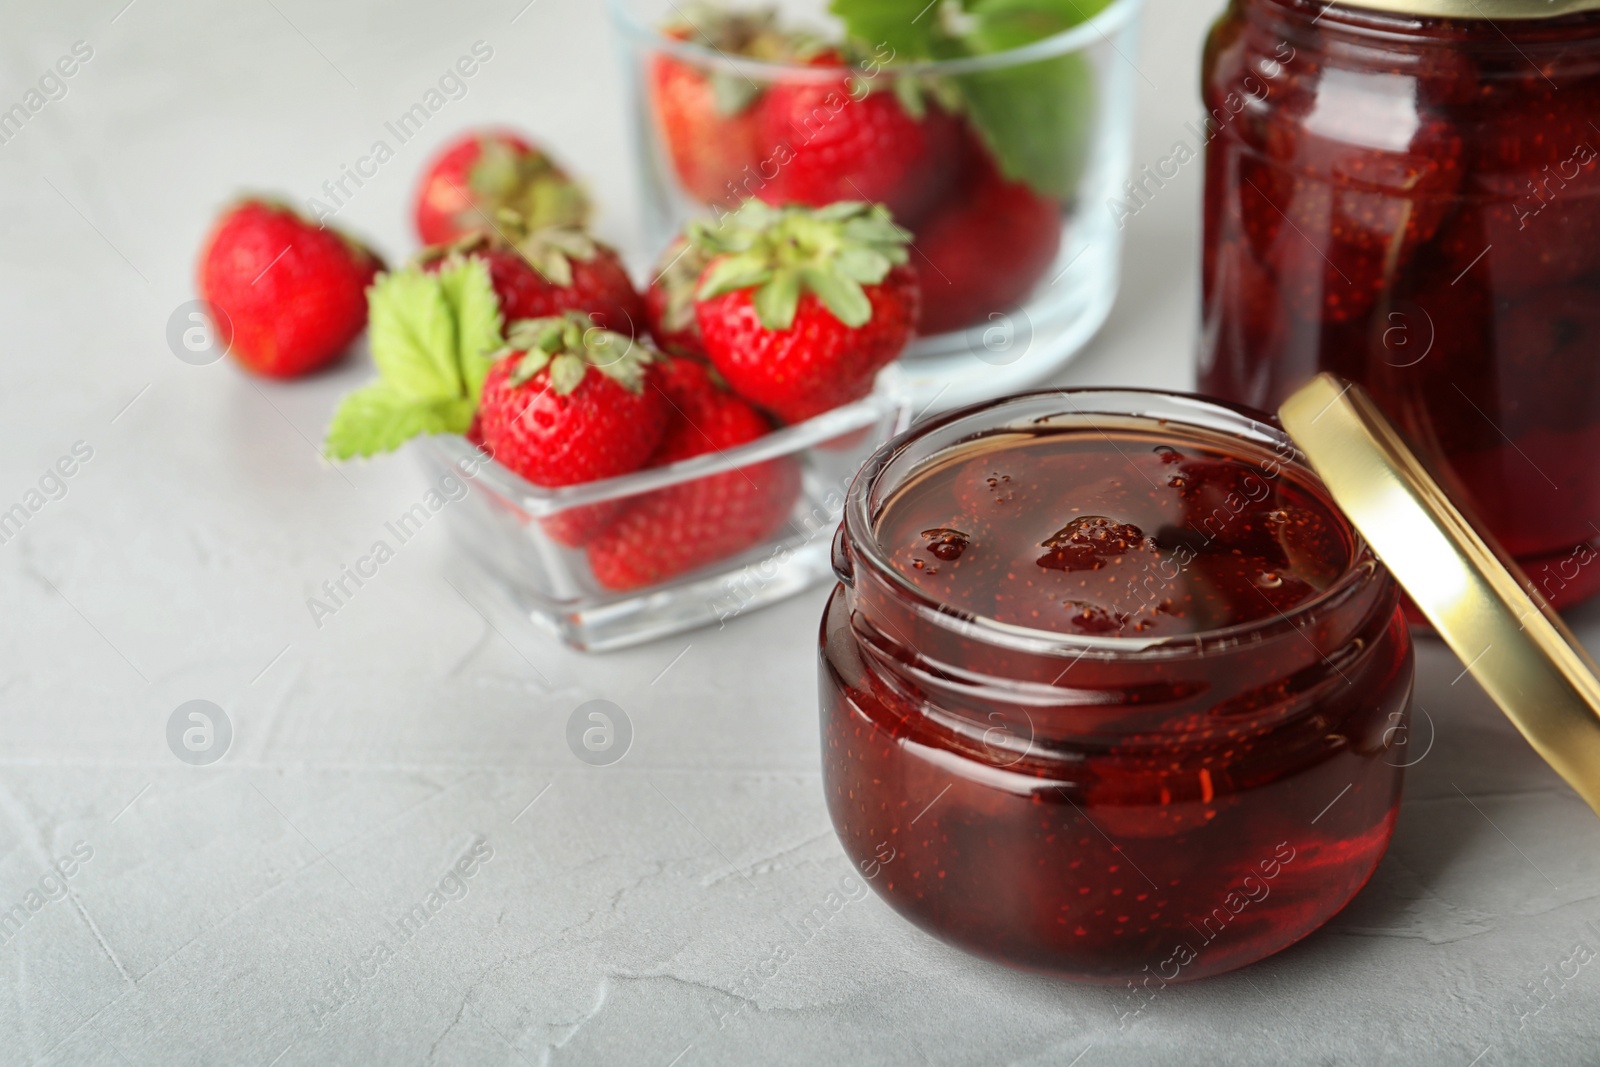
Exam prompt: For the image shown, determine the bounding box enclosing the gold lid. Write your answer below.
[1334,0,1600,17]
[1280,375,1600,818]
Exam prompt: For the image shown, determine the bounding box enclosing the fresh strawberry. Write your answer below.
[412,130,589,246]
[587,357,800,590]
[478,313,669,545]
[197,199,382,379]
[692,200,919,424]
[649,8,808,203]
[644,236,712,357]
[418,223,644,335]
[910,148,1062,335]
[757,56,961,225]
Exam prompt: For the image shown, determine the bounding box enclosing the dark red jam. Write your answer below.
[820,391,1414,983]
[877,432,1350,637]
[1199,0,1600,609]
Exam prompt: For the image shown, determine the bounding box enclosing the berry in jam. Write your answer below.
[875,431,1348,637]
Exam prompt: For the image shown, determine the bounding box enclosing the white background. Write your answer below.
[3,0,1600,1063]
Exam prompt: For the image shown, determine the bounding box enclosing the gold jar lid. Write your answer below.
[1331,0,1600,18]
[1281,375,1600,819]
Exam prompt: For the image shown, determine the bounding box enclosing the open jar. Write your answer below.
[1198,0,1600,610]
[820,389,1414,982]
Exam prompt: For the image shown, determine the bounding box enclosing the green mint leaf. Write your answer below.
[828,0,945,61]
[325,384,473,460]
[435,256,504,405]
[956,50,1095,200]
[963,0,1112,51]
[366,270,462,400]
[832,0,1111,200]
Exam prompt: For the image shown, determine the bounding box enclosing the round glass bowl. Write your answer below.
[607,0,1142,414]
[818,389,1415,982]
[1199,0,1600,609]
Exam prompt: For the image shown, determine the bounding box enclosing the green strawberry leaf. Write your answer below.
[549,353,586,395]
[698,253,773,300]
[829,0,1112,200]
[325,258,508,459]
[366,270,461,399]
[801,266,872,328]
[326,384,474,459]
[834,246,893,285]
[956,50,1096,199]
[827,0,945,61]
[964,0,1111,50]
[753,268,802,330]
[710,71,763,115]
[435,256,503,404]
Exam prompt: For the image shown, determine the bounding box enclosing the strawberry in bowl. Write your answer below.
[412,130,589,246]
[588,357,801,590]
[689,200,920,424]
[417,217,644,335]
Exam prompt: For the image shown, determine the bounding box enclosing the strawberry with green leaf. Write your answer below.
[644,235,713,358]
[413,131,590,246]
[478,311,670,545]
[828,0,1113,201]
[756,51,963,226]
[418,217,644,335]
[691,200,919,424]
[325,256,503,459]
[650,6,818,203]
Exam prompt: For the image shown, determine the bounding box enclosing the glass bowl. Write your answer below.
[418,368,912,651]
[607,0,1143,414]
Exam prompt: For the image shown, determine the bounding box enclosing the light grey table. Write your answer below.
[4,1,1599,1063]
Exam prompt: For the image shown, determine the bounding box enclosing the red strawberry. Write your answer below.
[412,130,589,246]
[478,313,669,545]
[649,10,815,204]
[197,199,382,379]
[692,201,919,424]
[910,149,1062,335]
[587,357,801,590]
[757,57,960,225]
[644,236,712,358]
[419,226,644,335]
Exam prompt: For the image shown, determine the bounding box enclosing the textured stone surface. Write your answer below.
[4,0,1600,1064]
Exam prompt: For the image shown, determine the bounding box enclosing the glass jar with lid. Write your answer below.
[1198,0,1600,609]
[819,377,1600,982]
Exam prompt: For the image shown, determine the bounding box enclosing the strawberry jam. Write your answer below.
[1200,0,1600,609]
[820,391,1413,983]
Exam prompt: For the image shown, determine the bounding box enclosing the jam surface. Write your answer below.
[821,412,1413,984]
[875,430,1351,637]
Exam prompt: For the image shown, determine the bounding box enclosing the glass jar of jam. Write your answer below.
[1198,0,1600,609]
[819,389,1414,983]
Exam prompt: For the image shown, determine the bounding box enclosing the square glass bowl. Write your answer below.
[416,370,912,651]
[607,0,1142,415]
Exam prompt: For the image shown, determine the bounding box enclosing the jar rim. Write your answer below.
[604,0,1144,78]
[842,388,1387,660]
